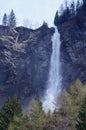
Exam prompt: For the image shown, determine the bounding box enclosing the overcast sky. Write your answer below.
[0,0,73,28]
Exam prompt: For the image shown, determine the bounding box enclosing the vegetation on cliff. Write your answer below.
[2,9,16,28]
[54,0,86,25]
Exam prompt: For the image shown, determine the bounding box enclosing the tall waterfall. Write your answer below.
[42,27,62,113]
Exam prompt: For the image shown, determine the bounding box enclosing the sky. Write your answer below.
[0,0,72,28]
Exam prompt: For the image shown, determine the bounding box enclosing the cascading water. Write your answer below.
[42,26,62,113]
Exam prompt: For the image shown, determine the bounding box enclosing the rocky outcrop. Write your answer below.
[57,17,86,89]
[0,25,54,105]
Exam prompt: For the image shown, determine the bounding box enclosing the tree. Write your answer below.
[11,96,22,116]
[82,0,86,12]
[76,95,86,130]
[61,0,71,21]
[76,0,84,18]
[59,4,64,15]
[54,11,59,25]
[25,96,46,130]
[0,98,14,130]
[10,96,47,130]
[50,80,86,130]
[8,9,16,28]
[64,0,68,9]
[62,7,71,22]
[2,13,7,26]
[70,0,75,17]
[0,96,22,130]
[76,0,80,11]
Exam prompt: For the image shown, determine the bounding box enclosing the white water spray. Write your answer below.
[42,27,62,113]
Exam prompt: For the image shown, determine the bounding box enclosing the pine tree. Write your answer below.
[76,0,80,10]
[8,9,16,28]
[76,95,86,130]
[76,0,84,17]
[54,11,59,25]
[0,96,22,130]
[28,97,46,129]
[70,0,75,17]
[76,0,81,14]
[62,7,71,22]
[2,13,7,26]
[0,98,14,130]
[60,4,64,15]
[11,96,22,116]
[51,80,86,130]
[83,0,86,11]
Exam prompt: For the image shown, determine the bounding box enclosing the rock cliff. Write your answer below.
[56,17,86,89]
[1,13,86,106]
[0,24,54,105]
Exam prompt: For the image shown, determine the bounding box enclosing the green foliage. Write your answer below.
[8,96,46,130]
[11,96,22,116]
[1,80,86,130]
[76,95,86,130]
[8,9,16,28]
[0,98,14,130]
[50,80,86,130]
[2,13,7,26]
[27,97,46,130]
[0,96,22,130]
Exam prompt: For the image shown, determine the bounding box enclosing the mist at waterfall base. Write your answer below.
[42,27,62,113]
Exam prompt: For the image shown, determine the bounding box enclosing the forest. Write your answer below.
[0,80,86,130]
[54,0,86,25]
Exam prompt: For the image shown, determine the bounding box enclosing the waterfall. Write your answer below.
[42,26,62,113]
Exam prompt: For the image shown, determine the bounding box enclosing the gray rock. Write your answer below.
[57,18,86,89]
[0,25,54,106]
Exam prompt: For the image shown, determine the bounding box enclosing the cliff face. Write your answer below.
[0,25,54,105]
[1,15,86,105]
[57,17,86,89]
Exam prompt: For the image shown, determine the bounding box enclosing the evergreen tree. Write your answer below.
[11,96,22,116]
[83,0,86,12]
[8,9,16,28]
[76,0,84,17]
[2,13,7,26]
[61,0,71,22]
[62,7,71,22]
[60,4,64,15]
[28,97,46,130]
[51,80,86,130]
[70,0,75,17]
[0,98,14,130]
[54,11,59,25]
[0,96,21,130]
[76,95,86,130]
[76,0,81,14]
[76,0,80,10]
